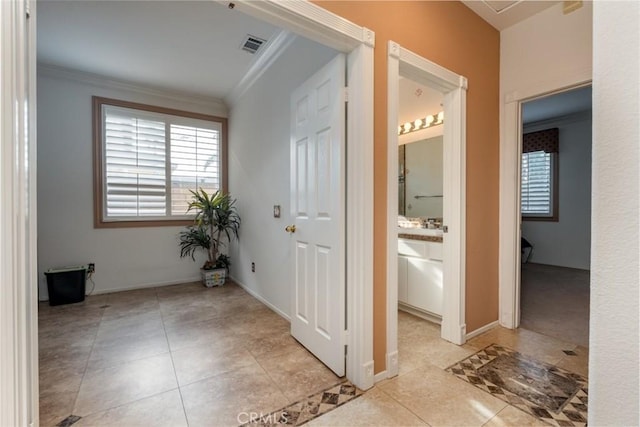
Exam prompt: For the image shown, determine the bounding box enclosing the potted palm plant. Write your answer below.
[179,188,240,287]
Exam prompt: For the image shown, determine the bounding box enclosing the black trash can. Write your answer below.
[45,266,87,306]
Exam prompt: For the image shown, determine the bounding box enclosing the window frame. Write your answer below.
[92,96,228,228]
[521,149,559,222]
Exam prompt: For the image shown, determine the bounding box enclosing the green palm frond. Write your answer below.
[179,225,211,261]
[179,188,241,269]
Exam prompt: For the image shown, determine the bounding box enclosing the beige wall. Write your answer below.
[501,2,592,97]
[590,1,639,423]
[314,1,500,373]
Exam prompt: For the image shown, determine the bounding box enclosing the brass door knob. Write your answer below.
[285,225,297,233]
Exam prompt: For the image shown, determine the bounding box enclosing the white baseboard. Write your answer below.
[374,370,388,383]
[466,320,499,340]
[229,275,291,322]
[92,276,203,295]
[39,276,202,301]
[398,303,442,325]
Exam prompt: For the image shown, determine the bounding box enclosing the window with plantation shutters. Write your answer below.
[104,109,167,217]
[94,97,227,228]
[170,124,220,216]
[521,128,559,221]
[521,150,553,215]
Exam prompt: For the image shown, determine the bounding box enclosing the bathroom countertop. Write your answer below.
[398,233,443,243]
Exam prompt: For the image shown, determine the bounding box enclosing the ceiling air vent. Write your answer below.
[241,35,267,54]
[483,0,520,13]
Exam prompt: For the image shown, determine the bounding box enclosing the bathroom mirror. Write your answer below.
[399,135,443,218]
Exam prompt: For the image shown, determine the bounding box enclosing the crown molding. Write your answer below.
[225,29,296,107]
[37,63,228,114]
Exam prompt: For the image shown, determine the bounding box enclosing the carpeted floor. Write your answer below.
[520,263,590,348]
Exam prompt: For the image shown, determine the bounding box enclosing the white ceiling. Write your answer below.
[461,0,559,30]
[398,78,443,125]
[38,0,567,107]
[523,86,592,124]
[37,1,282,100]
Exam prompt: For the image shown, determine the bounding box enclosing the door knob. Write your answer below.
[285,225,297,233]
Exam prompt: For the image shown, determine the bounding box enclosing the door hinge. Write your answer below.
[343,87,349,103]
[443,225,449,233]
[25,0,31,18]
[342,329,349,345]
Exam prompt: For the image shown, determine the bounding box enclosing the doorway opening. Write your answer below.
[384,41,467,379]
[395,76,447,374]
[498,78,592,334]
[519,86,592,347]
[398,81,445,316]
[32,2,374,424]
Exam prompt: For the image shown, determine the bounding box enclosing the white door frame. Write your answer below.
[218,0,376,389]
[0,0,39,425]
[385,41,467,378]
[498,77,591,329]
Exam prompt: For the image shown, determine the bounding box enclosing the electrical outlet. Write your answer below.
[88,263,95,274]
[251,262,255,273]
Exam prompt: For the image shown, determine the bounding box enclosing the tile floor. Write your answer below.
[39,282,589,427]
[310,311,588,427]
[39,281,341,427]
[447,345,588,426]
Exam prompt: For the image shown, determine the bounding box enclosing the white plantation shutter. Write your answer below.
[521,150,552,216]
[170,124,221,216]
[104,108,167,217]
[100,102,223,223]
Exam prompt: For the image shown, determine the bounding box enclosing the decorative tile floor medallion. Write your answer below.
[447,344,588,427]
[241,381,363,426]
[56,415,81,427]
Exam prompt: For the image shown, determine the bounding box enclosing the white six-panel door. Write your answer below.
[290,54,346,376]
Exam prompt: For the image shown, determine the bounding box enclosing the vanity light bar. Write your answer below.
[397,111,444,135]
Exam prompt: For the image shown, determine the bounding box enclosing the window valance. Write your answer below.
[523,128,559,153]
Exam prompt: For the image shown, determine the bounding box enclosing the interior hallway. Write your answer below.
[311,311,588,427]
[39,283,589,427]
